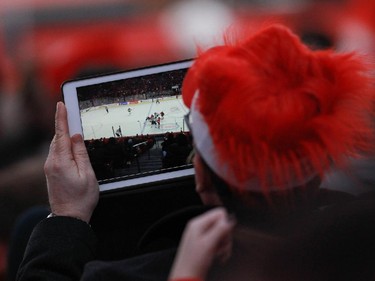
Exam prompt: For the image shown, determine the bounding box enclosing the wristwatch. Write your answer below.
[47,212,57,218]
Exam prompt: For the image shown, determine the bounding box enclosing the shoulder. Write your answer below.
[83,248,176,281]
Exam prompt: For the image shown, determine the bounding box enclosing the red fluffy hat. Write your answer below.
[183,24,375,193]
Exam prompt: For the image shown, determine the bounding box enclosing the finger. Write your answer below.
[52,102,73,157]
[202,214,235,249]
[215,233,234,264]
[55,102,70,139]
[71,134,92,172]
[192,208,228,233]
[216,240,233,264]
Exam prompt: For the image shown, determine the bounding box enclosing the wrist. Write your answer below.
[168,277,204,281]
[47,212,91,226]
[49,205,92,223]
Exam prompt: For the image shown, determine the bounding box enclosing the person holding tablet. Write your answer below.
[16,24,375,281]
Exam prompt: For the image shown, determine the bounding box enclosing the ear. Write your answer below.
[194,153,222,206]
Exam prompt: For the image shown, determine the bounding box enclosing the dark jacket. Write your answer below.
[16,216,176,281]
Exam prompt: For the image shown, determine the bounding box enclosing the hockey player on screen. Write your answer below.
[157,117,161,129]
[115,126,122,137]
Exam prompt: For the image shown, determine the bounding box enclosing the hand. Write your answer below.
[44,102,99,223]
[169,208,235,280]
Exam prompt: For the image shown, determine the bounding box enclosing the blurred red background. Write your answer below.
[0,0,374,280]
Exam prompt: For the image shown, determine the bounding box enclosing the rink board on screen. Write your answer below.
[62,60,194,193]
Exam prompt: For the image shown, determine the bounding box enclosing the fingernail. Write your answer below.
[56,101,64,119]
[72,134,83,143]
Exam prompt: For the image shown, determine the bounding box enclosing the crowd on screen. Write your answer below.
[78,69,186,110]
[85,131,193,180]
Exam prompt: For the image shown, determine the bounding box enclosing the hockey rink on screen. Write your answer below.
[81,97,189,140]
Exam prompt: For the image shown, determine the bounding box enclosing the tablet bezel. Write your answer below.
[61,59,195,193]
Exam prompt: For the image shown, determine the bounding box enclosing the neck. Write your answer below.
[219,176,322,226]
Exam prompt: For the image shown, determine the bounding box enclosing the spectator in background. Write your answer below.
[0,65,51,252]
[16,24,375,281]
[0,65,120,253]
[162,132,193,168]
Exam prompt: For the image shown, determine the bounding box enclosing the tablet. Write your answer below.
[62,59,194,193]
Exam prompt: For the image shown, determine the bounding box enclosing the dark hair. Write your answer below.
[198,153,322,224]
[301,31,334,50]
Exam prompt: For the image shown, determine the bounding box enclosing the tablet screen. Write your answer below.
[62,59,194,192]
